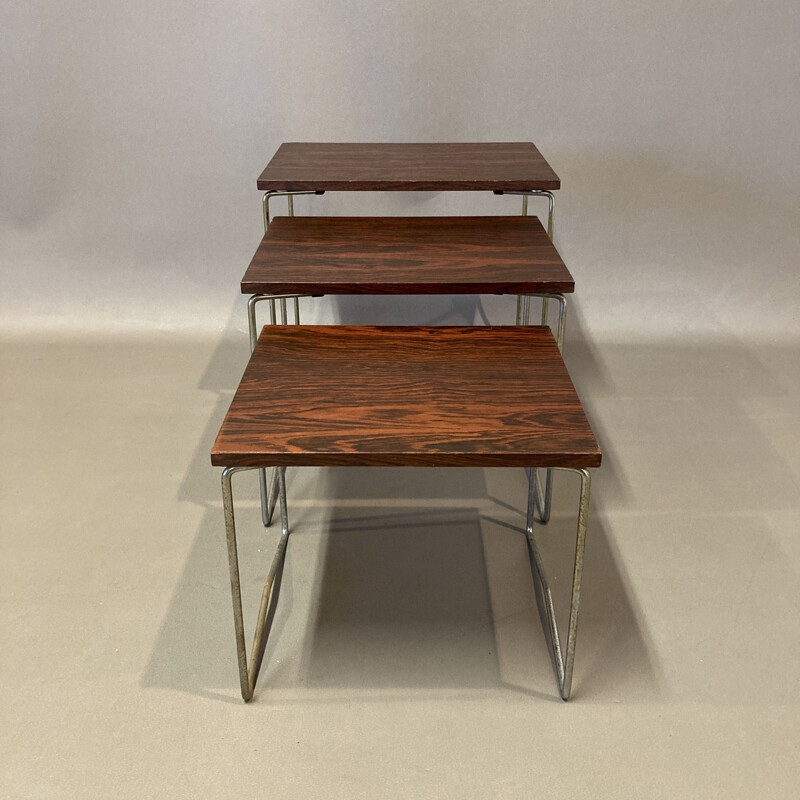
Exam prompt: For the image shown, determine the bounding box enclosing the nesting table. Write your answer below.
[211,142,601,702]
[250,145,566,531]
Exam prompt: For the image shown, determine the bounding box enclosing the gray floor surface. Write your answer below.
[2,331,799,798]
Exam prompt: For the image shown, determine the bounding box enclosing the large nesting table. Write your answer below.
[212,325,600,702]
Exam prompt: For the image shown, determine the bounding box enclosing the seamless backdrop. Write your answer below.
[3,4,800,798]
[2,0,798,339]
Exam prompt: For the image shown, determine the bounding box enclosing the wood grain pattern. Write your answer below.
[257,143,561,191]
[211,326,600,468]
[241,216,573,296]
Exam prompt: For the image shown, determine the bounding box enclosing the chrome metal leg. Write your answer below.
[262,190,317,230]
[257,191,317,529]
[518,293,567,524]
[518,292,567,352]
[247,293,303,527]
[222,465,290,702]
[510,189,556,318]
[515,189,555,237]
[525,466,592,700]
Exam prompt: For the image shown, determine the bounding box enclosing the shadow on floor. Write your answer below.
[144,463,661,704]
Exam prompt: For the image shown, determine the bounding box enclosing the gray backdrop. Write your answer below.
[2,1,798,339]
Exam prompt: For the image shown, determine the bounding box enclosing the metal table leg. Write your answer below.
[518,292,567,524]
[524,466,592,700]
[247,293,302,529]
[505,189,562,525]
[251,190,319,530]
[222,465,290,702]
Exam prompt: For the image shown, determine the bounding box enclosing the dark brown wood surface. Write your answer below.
[257,143,560,191]
[211,326,600,468]
[241,216,573,296]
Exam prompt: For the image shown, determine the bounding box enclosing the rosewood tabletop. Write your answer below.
[257,142,561,192]
[211,326,600,469]
[241,216,574,296]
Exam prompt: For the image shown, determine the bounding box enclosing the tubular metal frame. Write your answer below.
[222,465,289,702]
[516,291,566,525]
[247,293,301,529]
[220,463,592,702]
[524,466,592,701]
[511,189,561,525]
[252,191,315,530]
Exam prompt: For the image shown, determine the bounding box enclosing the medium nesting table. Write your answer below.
[212,325,601,702]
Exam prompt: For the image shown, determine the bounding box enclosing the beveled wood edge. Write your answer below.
[210,452,601,469]
[257,142,561,190]
[239,279,575,296]
[256,179,561,191]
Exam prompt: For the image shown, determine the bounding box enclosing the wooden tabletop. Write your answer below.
[211,326,600,468]
[241,216,573,296]
[257,143,560,192]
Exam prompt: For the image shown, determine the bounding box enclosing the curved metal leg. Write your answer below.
[262,190,318,231]
[512,189,556,320]
[525,466,592,700]
[515,189,555,236]
[222,466,291,702]
[520,292,566,352]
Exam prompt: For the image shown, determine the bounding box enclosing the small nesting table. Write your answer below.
[257,141,561,192]
[212,325,600,702]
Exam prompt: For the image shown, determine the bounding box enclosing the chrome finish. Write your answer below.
[533,466,553,525]
[222,465,291,702]
[518,293,568,524]
[523,293,567,353]
[525,466,592,700]
[503,189,555,239]
[510,188,556,336]
[262,190,316,231]
[247,293,303,527]
[246,294,261,352]
[256,190,316,531]
[219,463,593,701]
